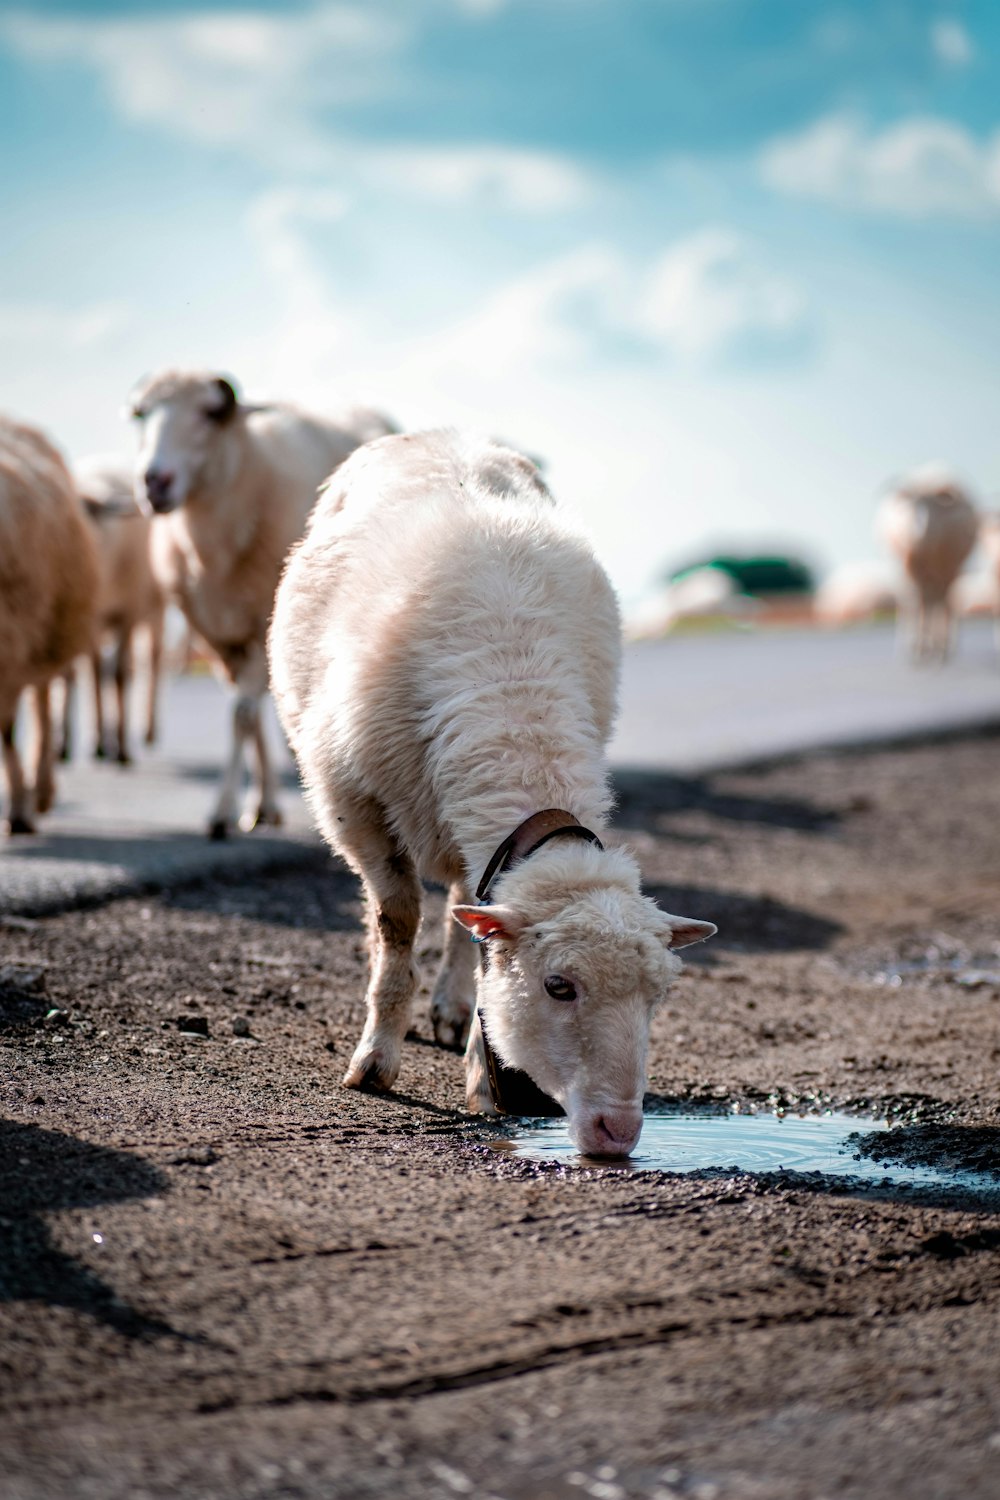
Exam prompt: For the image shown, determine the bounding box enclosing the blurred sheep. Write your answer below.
[131,369,397,838]
[62,455,166,765]
[0,417,98,832]
[981,511,1000,648]
[877,466,978,662]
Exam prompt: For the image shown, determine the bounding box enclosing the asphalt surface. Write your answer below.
[1,619,997,915]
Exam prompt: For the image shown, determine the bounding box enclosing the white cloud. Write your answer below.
[420,229,810,374]
[0,5,596,214]
[238,192,810,408]
[0,300,129,348]
[0,6,407,170]
[760,113,1000,217]
[639,229,808,362]
[931,18,974,67]
[369,144,594,212]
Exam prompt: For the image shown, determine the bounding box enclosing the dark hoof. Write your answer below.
[7,815,36,836]
[116,750,133,767]
[57,746,71,764]
[208,819,230,841]
[351,1062,394,1094]
[94,744,107,761]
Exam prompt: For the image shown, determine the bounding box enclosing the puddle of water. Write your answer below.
[500,1109,1000,1193]
[869,948,1000,990]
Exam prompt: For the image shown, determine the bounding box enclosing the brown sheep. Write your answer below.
[61,456,166,765]
[0,417,98,832]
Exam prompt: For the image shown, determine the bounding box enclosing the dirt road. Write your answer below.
[3,730,1000,1499]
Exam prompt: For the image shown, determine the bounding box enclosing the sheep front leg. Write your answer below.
[430,881,476,1049]
[2,704,33,835]
[33,683,55,816]
[209,649,267,840]
[464,1010,495,1115]
[244,713,282,831]
[343,842,422,1092]
[209,695,253,840]
[113,627,134,765]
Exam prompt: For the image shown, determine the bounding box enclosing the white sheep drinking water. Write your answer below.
[0,416,98,833]
[877,467,979,662]
[269,431,716,1158]
[61,455,167,765]
[130,370,396,837]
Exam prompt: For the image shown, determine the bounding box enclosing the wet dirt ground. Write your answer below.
[2,729,1000,1500]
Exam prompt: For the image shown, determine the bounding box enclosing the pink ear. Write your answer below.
[451,904,521,942]
[665,917,717,950]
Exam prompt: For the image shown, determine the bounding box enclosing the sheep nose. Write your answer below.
[144,469,174,508]
[588,1108,643,1158]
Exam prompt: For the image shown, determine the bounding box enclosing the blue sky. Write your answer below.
[3,0,1000,602]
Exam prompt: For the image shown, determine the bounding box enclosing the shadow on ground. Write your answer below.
[174,761,302,793]
[644,881,842,954]
[163,851,360,931]
[612,767,838,835]
[0,1120,176,1339]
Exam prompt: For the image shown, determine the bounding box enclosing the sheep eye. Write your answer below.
[131,408,147,421]
[544,975,577,1002]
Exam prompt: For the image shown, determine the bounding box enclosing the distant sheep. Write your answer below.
[0,417,98,832]
[269,431,716,1158]
[130,370,396,838]
[981,511,1000,648]
[62,455,166,765]
[878,467,978,662]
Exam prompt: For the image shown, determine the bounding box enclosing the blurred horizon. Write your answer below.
[3,0,1000,605]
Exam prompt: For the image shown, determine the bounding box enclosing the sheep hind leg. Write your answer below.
[430,880,476,1050]
[342,833,422,1093]
[145,608,164,747]
[2,707,34,835]
[91,648,107,758]
[57,668,75,762]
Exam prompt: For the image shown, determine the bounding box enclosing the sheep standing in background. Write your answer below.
[981,512,1000,652]
[878,466,979,662]
[269,431,716,1158]
[0,417,98,833]
[130,370,396,838]
[62,456,166,765]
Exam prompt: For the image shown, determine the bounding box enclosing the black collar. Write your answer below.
[476,807,603,901]
[475,808,603,1117]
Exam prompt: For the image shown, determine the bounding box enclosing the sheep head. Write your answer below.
[452,841,715,1158]
[128,370,241,514]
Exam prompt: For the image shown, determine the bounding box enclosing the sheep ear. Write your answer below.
[208,376,239,423]
[663,915,717,950]
[451,905,523,942]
